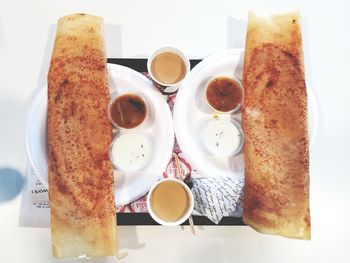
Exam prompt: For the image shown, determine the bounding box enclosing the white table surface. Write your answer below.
[1,0,350,262]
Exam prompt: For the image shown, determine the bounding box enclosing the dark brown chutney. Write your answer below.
[206,77,243,112]
[110,93,147,129]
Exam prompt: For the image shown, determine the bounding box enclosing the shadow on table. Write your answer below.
[0,12,3,49]
[37,226,145,262]
[0,95,26,203]
[0,167,25,202]
[105,24,123,59]
[119,226,146,250]
[227,17,247,50]
[37,24,55,91]
[227,17,246,80]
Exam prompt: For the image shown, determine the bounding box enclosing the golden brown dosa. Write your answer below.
[242,11,310,239]
[47,14,117,258]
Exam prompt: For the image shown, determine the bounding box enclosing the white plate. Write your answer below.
[173,49,318,180]
[26,64,174,206]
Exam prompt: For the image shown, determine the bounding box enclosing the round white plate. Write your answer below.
[173,49,318,180]
[26,64,174,206]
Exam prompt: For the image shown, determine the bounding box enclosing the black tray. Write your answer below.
[107,58,245,226]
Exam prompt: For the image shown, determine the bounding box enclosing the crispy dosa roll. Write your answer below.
[242,11,310,239]
[48,14,117,258]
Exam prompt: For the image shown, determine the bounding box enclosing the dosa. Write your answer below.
[48,14,117,258]
[242,11,310,239]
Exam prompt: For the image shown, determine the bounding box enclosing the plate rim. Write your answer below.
[26,86,47,187]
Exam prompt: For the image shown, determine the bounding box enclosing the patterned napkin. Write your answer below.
[191,177,244,224]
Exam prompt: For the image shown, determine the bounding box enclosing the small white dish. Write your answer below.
[202,118,244,157]
[205,75,244,114]
[109,132,152,172]
[108,92,149,131]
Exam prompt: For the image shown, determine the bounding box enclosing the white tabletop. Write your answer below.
[1,0,350,262]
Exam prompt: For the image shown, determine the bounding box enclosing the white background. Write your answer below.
[1,0,350,262]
